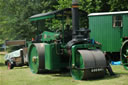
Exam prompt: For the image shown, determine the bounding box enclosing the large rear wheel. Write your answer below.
[120,40,128,70]
[7,61,14,69]
[71,49,106,80]
[28,43,47,73]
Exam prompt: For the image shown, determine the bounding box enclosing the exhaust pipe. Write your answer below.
[72,0,79,39]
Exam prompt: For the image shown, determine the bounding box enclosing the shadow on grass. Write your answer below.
[50,72,120,80]
[76,74,120,81]
[14,66,29,69]
[54,72,122,80]
[104,74,119,80]
[115,71,128,76]
[86,72,125,81]
[52,72,71,77]
[0,62,5,67]
[36,69,123,79]
[38,69,71,77]
[39,71,120,79]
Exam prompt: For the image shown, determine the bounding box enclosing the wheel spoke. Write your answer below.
[121,40,128,70]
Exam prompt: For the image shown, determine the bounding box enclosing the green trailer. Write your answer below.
[88,11,128,70]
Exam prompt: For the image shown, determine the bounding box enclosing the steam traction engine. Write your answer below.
[28,0,114,80]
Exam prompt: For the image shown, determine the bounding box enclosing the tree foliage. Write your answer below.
[0,0,128,43]
[0,0,57,42]
[109,0,128,11]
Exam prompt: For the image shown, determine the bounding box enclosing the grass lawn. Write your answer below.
[0,54,128,85]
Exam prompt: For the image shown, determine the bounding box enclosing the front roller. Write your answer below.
[120,40,128,70]
[28,43,47,73]
[71,49,107,80]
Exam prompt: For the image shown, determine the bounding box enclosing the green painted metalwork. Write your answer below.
[71,44,100,67]
[41,31,60,42]
[27,7,108,80]
[71,44,101,80]
[29,8,86,22]
[71,45,86,80]
[45,44,59,70]
[28,44,39,73]
[71,52,85,80]
[30,15,55,21]
[45,43,69,70]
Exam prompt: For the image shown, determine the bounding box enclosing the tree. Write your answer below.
[0,0,58,41]
[109,0,128,11]
[1,0,128,43]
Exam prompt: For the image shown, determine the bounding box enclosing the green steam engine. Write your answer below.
[28,0,114,80]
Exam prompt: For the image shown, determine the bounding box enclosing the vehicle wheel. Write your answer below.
[120,40,128,70]
[28,43,47,73]
[70,49,106,80]
[7,61,14,69]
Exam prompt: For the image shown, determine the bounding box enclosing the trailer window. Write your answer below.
[113,15,123,27]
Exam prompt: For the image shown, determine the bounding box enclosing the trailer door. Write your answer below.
[112,15,123,51]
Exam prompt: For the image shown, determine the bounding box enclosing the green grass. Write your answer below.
[0,54,128,85]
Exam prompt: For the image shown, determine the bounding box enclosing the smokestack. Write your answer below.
[72,0,79,38]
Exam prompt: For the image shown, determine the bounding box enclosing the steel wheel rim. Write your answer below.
[29,44,39,73]
[7,62,11,69]
[71,51,85,80]
[121,40,128,70]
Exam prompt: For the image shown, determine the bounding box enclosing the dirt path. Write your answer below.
[0,52,7,55]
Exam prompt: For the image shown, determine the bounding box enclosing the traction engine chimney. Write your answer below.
[72,0,79,39]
